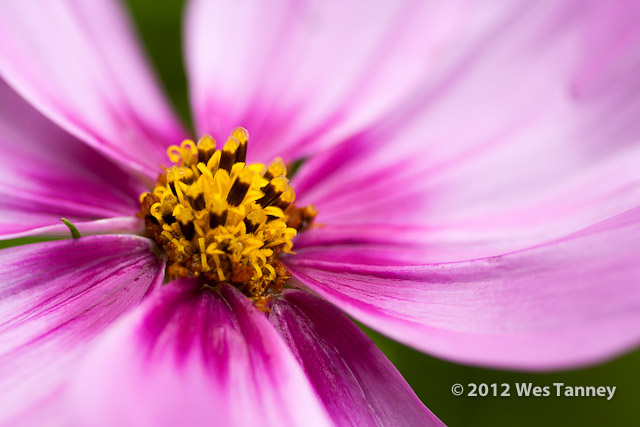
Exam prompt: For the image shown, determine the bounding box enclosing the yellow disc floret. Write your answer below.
[139,128,317,302]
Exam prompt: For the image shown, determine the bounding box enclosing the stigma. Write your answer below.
[139,128,316,304]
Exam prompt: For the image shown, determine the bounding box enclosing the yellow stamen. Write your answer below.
[138,127,317,301]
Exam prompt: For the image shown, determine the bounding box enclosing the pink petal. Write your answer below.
[285,207,640,370]
[270,290,443,426]
[0,0,187,178]
[0,235,164,425]
[184,0,494,163]
[292,139,640,265]
[68,280,332,427]
[0,78,147,239]
[0,217,145,241]
[292,1,640,261]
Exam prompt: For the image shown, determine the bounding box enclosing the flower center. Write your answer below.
[138,128,316,305]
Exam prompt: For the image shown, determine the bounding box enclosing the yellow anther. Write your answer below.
[231,127,249,163]
[263,158,287,180]
[139,128,316,301]
[248,163,265,174]
[281,187,296,203]
[220,137,240,172]
[197,134,217,165]
[173,205,194,223]
[263,206,285,218]
[232,127,248,144]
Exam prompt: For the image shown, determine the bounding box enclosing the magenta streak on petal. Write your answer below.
[285,207,640,371]
[291,137,640,265]
[0,0,187,179]
[68,280,332,427]
[270,289,444,427]
[291,1,640,262]
[0,77,148,239]
[0,235,164,425]
[185,0,492,165]
[291,137,640,266]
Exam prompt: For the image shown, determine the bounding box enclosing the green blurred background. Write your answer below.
[6,1,639,425]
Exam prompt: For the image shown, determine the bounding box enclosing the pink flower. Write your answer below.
[0,0,639,425]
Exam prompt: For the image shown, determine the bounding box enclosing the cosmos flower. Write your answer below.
[0,0,639,426]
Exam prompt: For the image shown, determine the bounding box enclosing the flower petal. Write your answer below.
[0,217,146,241]
[0,0,187,177]
[293,137,640,265]
[184,0,494,163]
[270,290,443,426]
[0,235,164,424]
[68,280,331,427]
[285,207,640,370]
[0,78,147,239]
[292,1,640,261]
